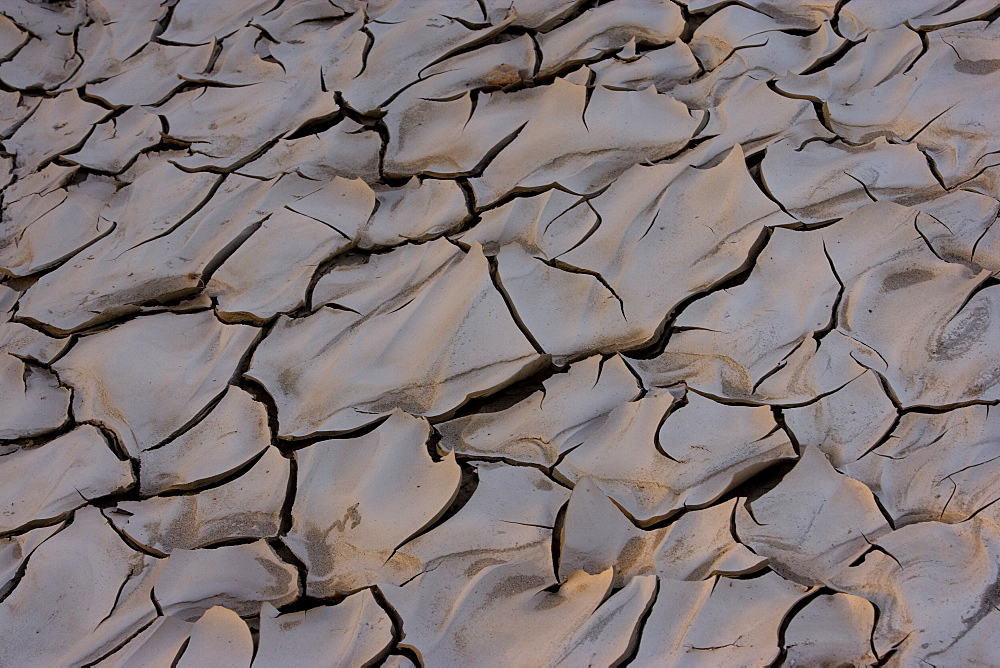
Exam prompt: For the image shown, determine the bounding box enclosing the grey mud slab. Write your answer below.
[1,0,999,666]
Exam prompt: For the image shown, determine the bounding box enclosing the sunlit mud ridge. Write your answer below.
[1,0,999,665]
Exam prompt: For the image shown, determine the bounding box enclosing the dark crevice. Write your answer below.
[728,497,744,544]
[80,420,145,506]
[580,67,596,131]
[76,87,123,112]
[768,588,831,668]
[153,78,256,95]
[487,253,546,354]
[150,446,268,498]
[472,181,576,215]
[971,212,999,265]
[798,36,860,76]
[541,256,627,321]
[99,567,141,624]
[678,3,709,44]
[920,148,950,191]
[715,458,798,511]
[771,406,800,456]
[645,399,684,468]
[361,113,405,188]
[627,225,773,360]
[388,121,527,182]
[445,178,481,237]
[870,367,905,413]
[905,103,957,144]
[846,408,900,466]
[779,27,820,37]
[235,372,280,465]
[169,638,191,668]
[549,441,585,477]
[939,477,959,519]
[31,114,103,175]
[552,195,608,256]
[686,362,865,409]
[272,414,391,451]
[903,29,931,77]
[854,533,902,570]
[267,538,308,604]
[0,518,67,603]
[100,509,167,558]
[284,207,352,240]
[201,215,267,284]
[425,425,445,462]
[4,2,998,662]
[457,453,569,489]
[0,415,78,453]
[813,240,845,343]
[227,316,275,391]
[810,98,837,136]
[80,618,157,668]
[197,37,224,75]
[529,31,543,77]
[142,387,228,453]
[284,108,344,140]
[550,500,568,581]
[0,30,31,67]
[278,453,297,535]
[728,566,776,581]
[150,587,163,616]
[649,127,715,166]
[868,491,898,531]
[370,586,424,667]
[200,536,265,551]
[932,0,967,17]
[169,131,287,175]
[113,174,227,257]
[273,592,345,616]
[383,649,424,668]
[295,243,361,316]
[751,339,805,394]
[964,493,1000,522]
[417,460,478,532]
[913,213,949,263]
[339,590,395,667]
[473,0,488,22]
[615,576,659,667]
[382,461,479,571]
[843,170,878,202]
[442,14,494,32]
[637,208,661,244]
[404,14,522,82]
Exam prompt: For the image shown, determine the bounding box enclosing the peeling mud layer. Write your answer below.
[1,0,1000,666]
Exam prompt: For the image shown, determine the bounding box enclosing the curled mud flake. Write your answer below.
[3,1,999,665]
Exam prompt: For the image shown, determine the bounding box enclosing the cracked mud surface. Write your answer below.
[1,0,999,665]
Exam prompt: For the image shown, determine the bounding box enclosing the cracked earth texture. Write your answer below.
[0,0,999,666]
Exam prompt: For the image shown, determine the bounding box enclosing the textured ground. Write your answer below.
[1,0,1000,665]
